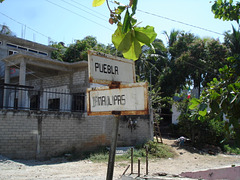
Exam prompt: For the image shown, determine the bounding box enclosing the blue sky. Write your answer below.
[0,0,237,46]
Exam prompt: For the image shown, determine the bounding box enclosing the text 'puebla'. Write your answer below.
[95,62,119,75]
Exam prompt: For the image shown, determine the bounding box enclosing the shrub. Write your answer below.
[175,98,226,147]
[224,144,240,154]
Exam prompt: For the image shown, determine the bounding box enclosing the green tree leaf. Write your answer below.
[112,24,154,60]
[134,26,157,47]
[211,0,240,24]
[115,6,126,14]
[112,24,132,53]
[122,35,141,60]
[199,103,207,111]
[131,0,138,15]
[92,0,106,7]
[189,98,200,110]
[122,9,131,33]
[118,31,132,53]
[93,0,157,60]
[112,24,143,60]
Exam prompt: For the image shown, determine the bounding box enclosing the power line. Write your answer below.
[45,0,113,32]
[108,0,224,36]
[183,60,219,76]
[60,0,108,22]
[0,12,55,42]
[69,0,109,19]
[137,9,224,36]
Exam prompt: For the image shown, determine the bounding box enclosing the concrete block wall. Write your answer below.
[39,113,112,158]
[118,115,152,146]
[0,110,153,159]
[41,75,71,89]
[24,68,88,111]
[72,70,87,85]
[0,111,38,159]
[27,68,87,92]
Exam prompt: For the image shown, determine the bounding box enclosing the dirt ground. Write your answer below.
[0,138,240,180]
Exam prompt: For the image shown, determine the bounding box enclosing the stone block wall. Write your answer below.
[0,110,153,159]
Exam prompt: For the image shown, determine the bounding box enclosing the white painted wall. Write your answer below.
[172,103,181,124]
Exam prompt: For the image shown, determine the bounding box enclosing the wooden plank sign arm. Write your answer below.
[88,50,136,85]
[87,82,149,116]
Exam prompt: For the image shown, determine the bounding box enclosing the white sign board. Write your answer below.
[87,82,148,116]
[88,50,136,85]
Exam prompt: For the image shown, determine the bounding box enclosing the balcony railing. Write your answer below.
[0,83,86,113]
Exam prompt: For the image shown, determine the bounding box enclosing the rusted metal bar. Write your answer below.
[109,81,121,89]
[122,165,130,176]
[112,111,121,115]
[0,83,34,89]
[138,158,141,177]
[131,147,133,174]
[146,147,148,175]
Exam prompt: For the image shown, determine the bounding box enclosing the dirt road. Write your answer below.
[0,138,240,180]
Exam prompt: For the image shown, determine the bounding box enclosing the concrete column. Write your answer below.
[3,66,10,108]
[4,65,10,84]
[19,60,26,86]
[18,60,27,109]
[85,69,89,112]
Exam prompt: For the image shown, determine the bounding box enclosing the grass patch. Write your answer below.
[145,140,176,158]
[87,140,176,163]
[64,146,109,162]
[87,152,109,162]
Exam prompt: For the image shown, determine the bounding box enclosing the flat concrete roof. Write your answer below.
[3,53,88,72]
[0,34,57,52]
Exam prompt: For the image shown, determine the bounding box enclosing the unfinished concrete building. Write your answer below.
[0,34,153,159]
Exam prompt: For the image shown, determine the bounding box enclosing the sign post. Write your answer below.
[106,112,120,180]
[87,51,149,180]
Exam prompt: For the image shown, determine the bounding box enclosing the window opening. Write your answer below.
[72,93,85,112]
[29,49,38,53]
[38,51,48,56]
[8,50,18,55]
[30,94,40,110]
[18,46,27,51]
[0,87,3,108]
[7,43,17,48]
[6,43,48,56]
[48,98,60,111]
[14,98,18,110]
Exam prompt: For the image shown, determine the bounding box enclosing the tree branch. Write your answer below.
[106,0,113,13]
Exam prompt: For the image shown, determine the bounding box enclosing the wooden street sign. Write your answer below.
[87,51,148,180]
[87,82,149,116]
[88,50,136,85]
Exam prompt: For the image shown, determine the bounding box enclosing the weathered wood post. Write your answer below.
[106,112,121,180]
